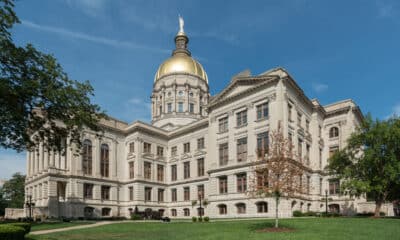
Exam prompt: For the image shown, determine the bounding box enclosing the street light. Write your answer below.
[25,194,35,220]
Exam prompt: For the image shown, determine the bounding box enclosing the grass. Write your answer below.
[28,217,400,240]
[30,221,96,232]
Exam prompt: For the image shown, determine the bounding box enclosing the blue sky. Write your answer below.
[1,0,399,179]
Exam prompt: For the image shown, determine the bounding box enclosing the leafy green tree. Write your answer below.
[1,173,25,209]
[0,187,8,216]
[0,0,105,152]
[327,115,400,217]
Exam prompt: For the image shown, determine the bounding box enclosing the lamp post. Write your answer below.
[25,194,35,220]
[325,190,328,215]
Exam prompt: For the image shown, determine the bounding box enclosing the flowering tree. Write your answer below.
[249,124,305,228]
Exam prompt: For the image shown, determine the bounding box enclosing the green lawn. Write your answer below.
[28,218,400,240]
[30,221,96,232]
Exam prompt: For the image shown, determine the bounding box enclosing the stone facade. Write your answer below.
[24,28,369,219]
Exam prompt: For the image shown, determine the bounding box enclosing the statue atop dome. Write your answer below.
[178,15,184,34]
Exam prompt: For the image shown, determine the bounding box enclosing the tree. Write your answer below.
[0,0,105,153]
[327,115,400,217]
[0,187,8,216]
[249,124,305,228]
[1,173,25,209]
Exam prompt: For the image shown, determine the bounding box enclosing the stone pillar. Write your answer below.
[94,137,100,177]
[35,148,40,173]
[43,147,48,170]
[39,143,44,172]
[112,140,118,178]
[26,152,30,177]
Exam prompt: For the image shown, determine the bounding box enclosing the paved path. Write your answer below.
[30,221,126,235]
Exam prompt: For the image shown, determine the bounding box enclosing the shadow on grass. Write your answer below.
[248,221,296,232]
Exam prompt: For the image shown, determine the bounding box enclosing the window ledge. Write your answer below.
[235,123,248,129]
[255,117,268,123]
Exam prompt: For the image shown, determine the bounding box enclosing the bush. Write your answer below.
[9,223,31,234]
[204,216,209,222]
[198,217,203,222]
[0,224,26,240]
[131,214,142,221]
[304,211,317,217]
[293,210,303,217]
[192,217,197,222]
[321,212,342,217]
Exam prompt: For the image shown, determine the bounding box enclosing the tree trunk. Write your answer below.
[275,195,279,228]
[374,199,383,217]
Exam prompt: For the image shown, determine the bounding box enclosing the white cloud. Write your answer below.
[124,97,152,122]
[386,103,400,119]
[312,83,328,93]
[65,0,108,17]
[21,20,170,54]
[0,151,26,180]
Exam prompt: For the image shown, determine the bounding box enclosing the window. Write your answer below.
[298,138,303,158]
[183,142,190,153]
[306,144,310,165]
[184,187,190,201]
[178,102,183,112]
[219,143,229,166]
[218,204,227,215]
[189,103,194,113]
[178,91,184,96]
[306,120,310,132]
[157,146,164,157]
[143,142,151,153]
[129,186,133,201]
[167,103,172,113]
[236,203,246,214]
[129,142,135,153]
[256,102,269,120]
[237,137,247,162]
[329,127,339,138]
[319,178,323,195]
[158,189,164,202]
[236,110,247,127]
[319,148,323,169]
[197,185,204,199]
[171,188,177,202]
[257,170,269,188]
[197,138,205,149]
[101,186,110,200]
[171,146,177,157]
[288,104,293,122]
[159,106,162,114]
[157,164,164,182]
[329,146,339,158]
[297,112,302,126]
[183,208,190,216]
[219,176,228,194]
[171,164,177,181]
[83,183,93,199]
[184,162,190,179]
[197,158,204,177]
[256,202,268,213]
[100,144,109,177]
[319,125,322,137]
[257,132,269,158]
[144,162,151,179]
[237,173,247,193]
[145,187,152,201]
[129,162,134,179]
[307,176,311,194]
[171,209,177,217]
[102,208,111,216]
[329,179,340,195]
[218,117,228,133]
[82,139,92,175]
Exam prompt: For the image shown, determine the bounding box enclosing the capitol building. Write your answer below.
[24,22,367,219]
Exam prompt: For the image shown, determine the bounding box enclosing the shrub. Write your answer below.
[192,217,197,222]
[9,223,31,234]
[204,216,209,222]
[198,217,203,222]
[380,212,386,217]
[304,211,317,217]
[0,224,26,240]
[131,214,142,221]
[293,210,303,217]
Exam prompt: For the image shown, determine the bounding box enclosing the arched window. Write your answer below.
[256,201,268,213]
[183,208,190,216]
[171,209,177,217]
[82,139,92,175]
[218,204,227,215]
[329,127,339,138]
[100,144,109,177]
[236,203,246,214]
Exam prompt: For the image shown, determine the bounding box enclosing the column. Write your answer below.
[38,143,43,172]
[26,152,31,177]
[112,140,118,178]
[43,146,48,170]
[94,137,100,177]
[35,148,39,173]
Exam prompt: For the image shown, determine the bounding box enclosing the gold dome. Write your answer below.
[154,54,208,83]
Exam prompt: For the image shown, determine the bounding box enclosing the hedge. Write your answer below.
[9,223,31,235]
[0,224,26,240]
